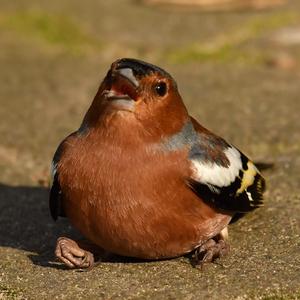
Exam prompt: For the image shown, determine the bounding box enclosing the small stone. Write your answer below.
[266,53,297,70]
[271,27,300,46]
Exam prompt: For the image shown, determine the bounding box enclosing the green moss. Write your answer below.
[168,11,299,64]
[169,43,231,63]
[168,42,264,64]
[248,13,298,35]
[0,11,100,53]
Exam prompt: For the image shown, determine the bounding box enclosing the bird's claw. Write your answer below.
[192,238,229,269]
[55,237,95,269]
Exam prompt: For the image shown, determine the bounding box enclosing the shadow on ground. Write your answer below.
[0,184,73,268]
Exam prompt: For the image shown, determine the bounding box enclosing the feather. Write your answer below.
[188,152,265,212]
[49,134,76,220]
[187,119,265,213]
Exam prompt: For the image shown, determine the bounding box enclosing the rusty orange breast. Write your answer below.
[58,127,231,259]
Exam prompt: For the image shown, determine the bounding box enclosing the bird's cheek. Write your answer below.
[134,102,156,120]
[134,94,146,105]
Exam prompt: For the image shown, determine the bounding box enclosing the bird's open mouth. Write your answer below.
[103,68,139,103]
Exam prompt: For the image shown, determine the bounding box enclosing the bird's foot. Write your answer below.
[55,237,95,269]
[192,238,230,268]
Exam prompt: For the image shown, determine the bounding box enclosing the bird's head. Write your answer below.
[82,58,189,138]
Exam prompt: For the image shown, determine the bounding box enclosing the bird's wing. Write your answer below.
[49,143,65,220]
[49,133,76,220]
[187,118,265,213]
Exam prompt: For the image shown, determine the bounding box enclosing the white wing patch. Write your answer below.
[191,146,242,188]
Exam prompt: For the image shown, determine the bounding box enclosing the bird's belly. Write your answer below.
[60,144,231,259]
[63,180,230,259]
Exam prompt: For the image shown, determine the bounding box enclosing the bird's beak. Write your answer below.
[115,68,139,88]
[103,64,139,102]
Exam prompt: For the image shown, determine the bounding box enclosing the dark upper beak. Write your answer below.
[104,59,142,101]
[110,59,141,88]
[113,67,139,88]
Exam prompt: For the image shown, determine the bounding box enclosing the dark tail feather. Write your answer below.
[229,213,245,224]
[254,162,275,171]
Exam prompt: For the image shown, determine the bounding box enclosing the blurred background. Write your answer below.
[0,0,299,299]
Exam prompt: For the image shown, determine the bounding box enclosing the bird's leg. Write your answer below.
[55,237,100,269]
[192,227,230,268]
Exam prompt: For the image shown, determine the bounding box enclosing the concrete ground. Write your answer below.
[0,0,299,299]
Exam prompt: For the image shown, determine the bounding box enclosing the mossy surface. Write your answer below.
[0,11,100,53]
[168,12,300,63]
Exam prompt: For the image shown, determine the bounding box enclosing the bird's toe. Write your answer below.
[192,238,230,268]
[55,237,95,269]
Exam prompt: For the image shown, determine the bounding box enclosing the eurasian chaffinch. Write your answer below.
[50,58,265,269]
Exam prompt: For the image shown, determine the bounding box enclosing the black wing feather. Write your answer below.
[186,117,266,218]
[49,171,64,220]
[188,153,266,214]
[49,134,74,220]
[188,171,265,213]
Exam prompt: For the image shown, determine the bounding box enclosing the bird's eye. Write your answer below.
[154,82,167,97]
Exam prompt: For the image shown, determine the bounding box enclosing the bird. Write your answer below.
[49,58,265,269]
